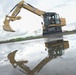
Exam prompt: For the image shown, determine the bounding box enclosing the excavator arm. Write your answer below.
[3,0,45,32]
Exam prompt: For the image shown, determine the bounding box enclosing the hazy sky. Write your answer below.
[0,0,76,40]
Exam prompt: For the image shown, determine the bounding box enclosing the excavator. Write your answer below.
[3,0,66,35]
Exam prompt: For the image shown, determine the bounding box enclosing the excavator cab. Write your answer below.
[42,12,66,35]
[43,12,60,27]
[43,12,66,28]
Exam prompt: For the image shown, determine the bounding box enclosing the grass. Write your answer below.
[63,30,76,35]
[0,36,43,44]
[0,30,76,44]
[9,36,42,41]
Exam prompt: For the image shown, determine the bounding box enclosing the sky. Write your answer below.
[0,0,76,40]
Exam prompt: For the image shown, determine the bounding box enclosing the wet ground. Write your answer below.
[0,34,76,75]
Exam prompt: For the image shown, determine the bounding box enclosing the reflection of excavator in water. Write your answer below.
[7,39,69,75]
[3,0,66,35]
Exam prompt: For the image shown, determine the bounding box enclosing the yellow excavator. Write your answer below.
[3,0,66,35]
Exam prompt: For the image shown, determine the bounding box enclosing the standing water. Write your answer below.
[0,34,76,75]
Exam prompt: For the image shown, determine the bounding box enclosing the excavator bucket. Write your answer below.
[3,17,15,32]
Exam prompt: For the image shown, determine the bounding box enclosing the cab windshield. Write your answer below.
[44,13,60,26]
[55,14,60,24]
